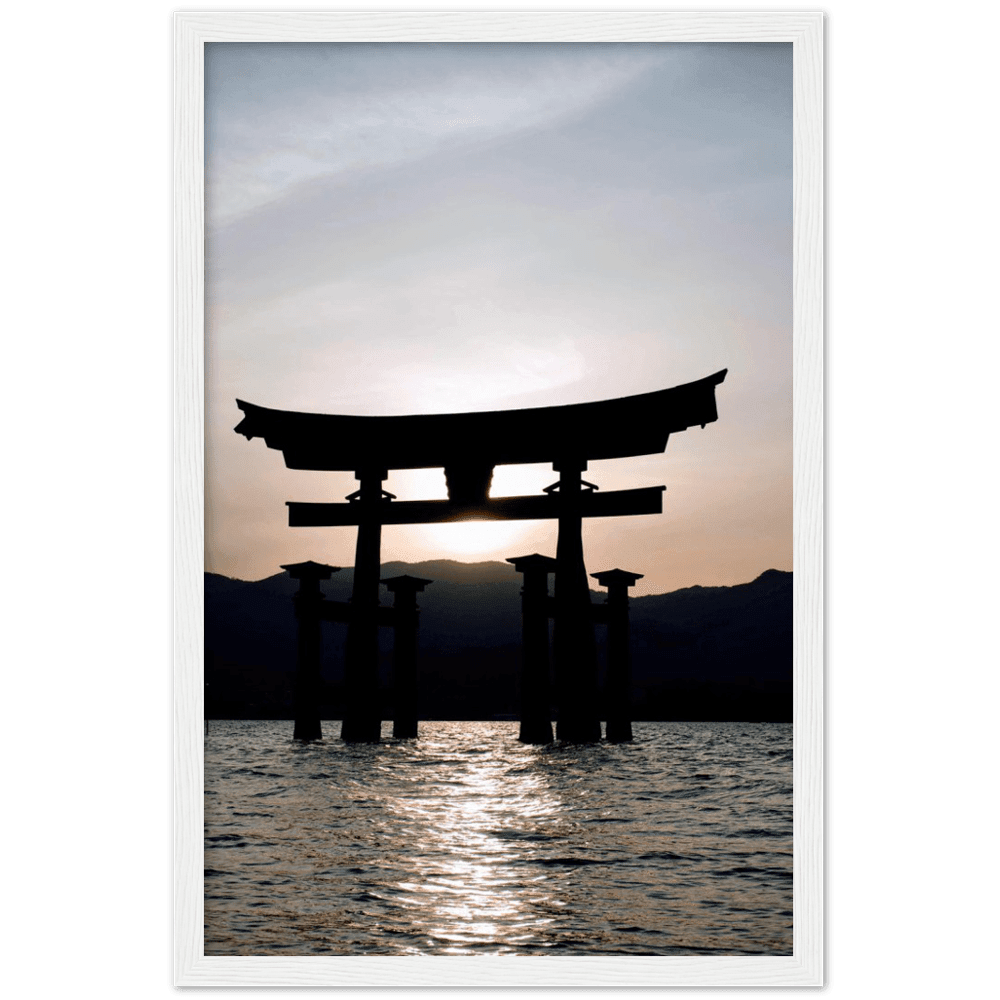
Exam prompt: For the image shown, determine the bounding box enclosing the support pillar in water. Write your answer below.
[281,560,340,742]
[591,568,643,743]
[507,554,557,744]
[382,574,431,739]
[341,468,389,742]
[551,459,602,742]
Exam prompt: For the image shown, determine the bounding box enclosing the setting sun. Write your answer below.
[416,519,541,560]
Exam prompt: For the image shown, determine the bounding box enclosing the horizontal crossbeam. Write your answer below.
[287,486,666,527]
[235,371,726,471]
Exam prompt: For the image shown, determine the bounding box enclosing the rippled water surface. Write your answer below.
[205,721,791,955]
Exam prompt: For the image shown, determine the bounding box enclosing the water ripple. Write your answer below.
[205,720,791,955]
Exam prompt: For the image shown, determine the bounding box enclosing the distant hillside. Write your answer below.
[631,568,792,682]
[205,562,791,721]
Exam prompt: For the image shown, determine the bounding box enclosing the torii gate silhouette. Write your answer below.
[235,368,727,743]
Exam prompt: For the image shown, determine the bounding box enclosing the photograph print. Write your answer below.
[202,38,797,961]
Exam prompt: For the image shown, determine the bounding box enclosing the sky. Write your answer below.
[204,42,792,595]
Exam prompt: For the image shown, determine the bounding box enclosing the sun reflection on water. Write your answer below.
[205,721,794,955]
[384,738,565,953]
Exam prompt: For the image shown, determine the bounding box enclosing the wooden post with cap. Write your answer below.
[342,467,390,742]
[381,574,432,739]
[506,554,558,744]
[281,560,340,742]
[591,568,643,742]
[551,459,602,742]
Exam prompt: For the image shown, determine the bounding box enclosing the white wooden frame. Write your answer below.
[174,10,823,987]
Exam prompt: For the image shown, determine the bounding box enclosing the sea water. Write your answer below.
[204,720,792,955]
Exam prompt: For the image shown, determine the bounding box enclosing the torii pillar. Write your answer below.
[341,467,389,743]
[591,568,643,743]
[507,554,557,744]
[382,574,431,739]
[282,560,340,742]
[552,459,602,742]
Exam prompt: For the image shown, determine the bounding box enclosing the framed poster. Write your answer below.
[175,10,823,987]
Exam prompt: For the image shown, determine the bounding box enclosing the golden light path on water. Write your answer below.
[384,740,563,953]
[204,722,793,955]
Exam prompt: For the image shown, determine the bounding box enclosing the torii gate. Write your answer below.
[235,368,727,743]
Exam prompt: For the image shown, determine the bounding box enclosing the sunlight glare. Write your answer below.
[419,520,534,559]
[383,736,565,953]
[389,464,559,560]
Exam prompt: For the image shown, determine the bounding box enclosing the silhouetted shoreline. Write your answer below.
[206,562,791,723]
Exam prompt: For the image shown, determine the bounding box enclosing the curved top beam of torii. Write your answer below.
[234,368,727,474]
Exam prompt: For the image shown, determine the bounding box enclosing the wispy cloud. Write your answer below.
[206,43,673,226]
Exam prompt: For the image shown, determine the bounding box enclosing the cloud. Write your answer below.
[205,43,673,225]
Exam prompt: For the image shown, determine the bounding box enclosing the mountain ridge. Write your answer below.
[208,559,788,595]
[205,563,791,721]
